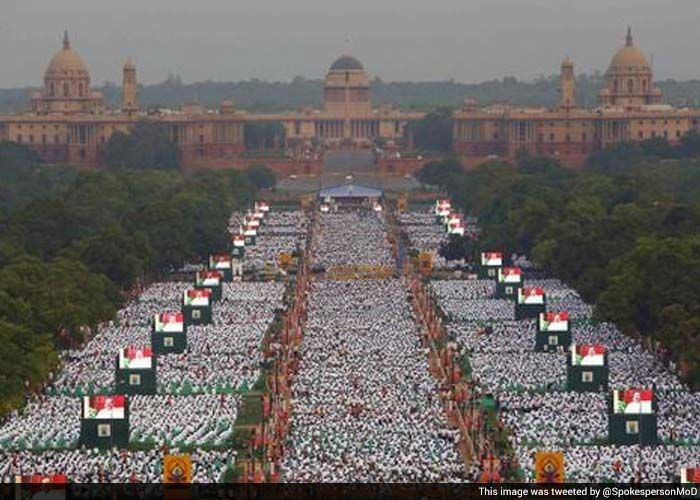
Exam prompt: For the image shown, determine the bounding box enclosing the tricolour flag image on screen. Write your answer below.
[243,225,257,237]
[613,389,653,414]
[448,222,465,236]
[447,212,462,226]
[232,235,246,248]
[480,252,502,267]
[245,217,260,228]
[539,311,568,331]
[498,267,522,284]
[209,254,232,270]
[154,312,184,333]
[195,270,222,287]
[119,346,153,370]
[681,467,700,483]
[255,201,270,213]
[518,287,545,305]
[16,474,68,484]
[83,395,126,419]
[571,344,605,366]
[434,199,451,216]
[15,474,68,499]
[183,289,211,307]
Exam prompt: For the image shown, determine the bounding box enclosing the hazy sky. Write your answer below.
[1,0,699,87]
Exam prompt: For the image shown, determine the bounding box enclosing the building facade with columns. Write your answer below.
[453,29,700,167]
[0,32,248,169]
[249,55,424,148]
[3,29,700,170]
[0,35,421,170]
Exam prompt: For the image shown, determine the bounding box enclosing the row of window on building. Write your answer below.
[15,134,112,145]
[465,128,688,143]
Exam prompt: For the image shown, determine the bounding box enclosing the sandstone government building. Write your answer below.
[1,29,699,171]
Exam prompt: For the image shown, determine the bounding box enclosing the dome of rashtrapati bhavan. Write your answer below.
[1,28,699,170]
[329,55,365,72]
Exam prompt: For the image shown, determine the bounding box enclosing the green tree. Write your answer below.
[416,157,464,187]
[243,122,286,151]
[64,225,150,289]
[596,236,700,337]
[678,131,700,158]
[102,121,180,170]
[0,141,43,169]
[0,320,57,415]
[406,107,453,152]
[245,164,277,190]
[639,137,677,159]
[0,142,76,214]
[586,141,644,172]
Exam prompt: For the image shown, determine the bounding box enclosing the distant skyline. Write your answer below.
[2,0,699,88]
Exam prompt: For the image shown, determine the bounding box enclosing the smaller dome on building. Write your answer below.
[45,31,90,79]
[607,27,651,73]
[329,55,364,72]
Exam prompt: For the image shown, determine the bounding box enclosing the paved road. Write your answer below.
[323,150,376,173]
[275,150,421,194]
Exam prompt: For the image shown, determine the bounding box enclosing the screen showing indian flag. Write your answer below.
[498,267,522,284]
[83,395,126,419]
[243,225,257,237]
[209,254,232,270]
[681,468,700,483]
[154,312,184,333]
[448,223,464,236]
[538,311,567,331]
[15,474,68,484]
[612,389,653,414]
[570,344,605,366]
[245,217,261,228]
[435,199,451,216]
[14,475,68,500]
[118,346,153,370]
[196,270,222,287]
[183,289,211,307]
[232,235,246,247]
[480,252,502,267]
[447,212,462,226]
[518,287,545,305]
[255,201,270,213]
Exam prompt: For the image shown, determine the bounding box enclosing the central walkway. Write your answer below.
[280,207,465,482]
[323,150,376,174]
